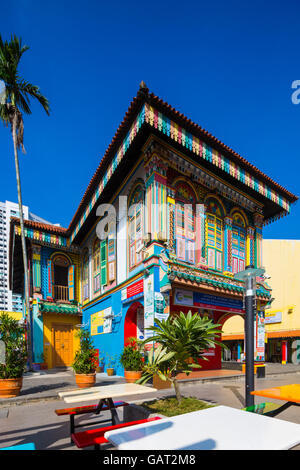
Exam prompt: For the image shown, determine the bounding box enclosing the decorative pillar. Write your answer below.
[144,152,168,241]
[196,202,206,265]
[246,226,255,266]
[224,216,233,272]
[167,188,176,254]
[254,213,264,268]
[32,244,41,294]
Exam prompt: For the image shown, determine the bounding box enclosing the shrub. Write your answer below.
[72,328,96,374]
[0,313,27,379]
[120,338,143,371]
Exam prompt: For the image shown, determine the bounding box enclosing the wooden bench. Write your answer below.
[243,402,284,417]
[55,401,129,441]
[72,416,162,450]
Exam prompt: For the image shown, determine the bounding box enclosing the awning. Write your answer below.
[38,301,81,316]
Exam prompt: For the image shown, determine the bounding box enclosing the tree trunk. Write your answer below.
[172,378,182,404]
[12,116,32,370]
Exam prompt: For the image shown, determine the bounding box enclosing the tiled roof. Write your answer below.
[10,216,67,235]
[66,83,298,238]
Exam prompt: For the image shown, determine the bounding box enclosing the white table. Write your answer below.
[59,383,157,426]
[104,405,300,450]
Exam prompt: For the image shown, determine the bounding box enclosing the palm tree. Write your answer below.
[0,35,50,369]
[139,311,225,402]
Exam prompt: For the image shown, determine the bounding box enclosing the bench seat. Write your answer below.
[243,402,283,416]
[72,417,162,449]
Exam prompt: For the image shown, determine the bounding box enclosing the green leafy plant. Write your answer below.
[120,337,144,371]
[72,329,96,374]
[0,313,27,379]
[105,353,119,369]
[138,311,226,403]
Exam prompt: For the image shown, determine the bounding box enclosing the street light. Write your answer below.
[234,264,265,407]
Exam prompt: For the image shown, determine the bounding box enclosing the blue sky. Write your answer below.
[1,0,299,238]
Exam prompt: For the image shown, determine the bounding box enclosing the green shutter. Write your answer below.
[100,240,107,286]
[68,264,75,301]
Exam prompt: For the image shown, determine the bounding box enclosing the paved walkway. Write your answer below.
[2,370,300,450]
[0,363,299,407]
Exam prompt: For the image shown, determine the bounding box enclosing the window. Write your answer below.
[92,238,101,293]
[128,185,144,269]
[205,198,224,271]
[231,212,246,274]
[175,182,196,264]
[82,248,89,300]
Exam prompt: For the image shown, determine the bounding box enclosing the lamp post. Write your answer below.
[234,264,265,407]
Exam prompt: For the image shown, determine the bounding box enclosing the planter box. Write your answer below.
[124,403,165,423]
[153,374,171,390]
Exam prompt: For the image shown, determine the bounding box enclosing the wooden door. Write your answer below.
[52,324,73,367]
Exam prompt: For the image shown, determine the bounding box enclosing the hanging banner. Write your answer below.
[255,311,265,361]
[144,274,155,340]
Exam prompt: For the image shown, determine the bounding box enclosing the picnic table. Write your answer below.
[58,383,157,425]
[251,384,300,417]
[104,405,300,450]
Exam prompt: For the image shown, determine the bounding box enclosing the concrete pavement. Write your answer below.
[0,362,299,407]
[1,371,300,450]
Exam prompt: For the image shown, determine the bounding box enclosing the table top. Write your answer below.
[59,383,157,403]
[104,405,300,450]
[251,384,300,403]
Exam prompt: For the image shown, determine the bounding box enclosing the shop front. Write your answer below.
[170,287,245,370]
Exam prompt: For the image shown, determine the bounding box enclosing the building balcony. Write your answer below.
[53,285,69,302]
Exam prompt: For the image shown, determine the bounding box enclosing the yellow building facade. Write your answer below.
[222,239,300,364]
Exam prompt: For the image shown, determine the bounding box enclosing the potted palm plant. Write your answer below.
[0,313,27,398]
[105,353,118,376]
[120,337,144,383]
[72,329,97,388]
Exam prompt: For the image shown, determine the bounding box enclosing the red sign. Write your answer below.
[126,279,144,299]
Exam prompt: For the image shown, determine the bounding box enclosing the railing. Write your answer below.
[53,285,69,301]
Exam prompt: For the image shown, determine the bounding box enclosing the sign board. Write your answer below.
[174,289,194,306]
[91,307,112,335]
[265,311,282,324]
[173,288,244,313]
[121,279,144,303]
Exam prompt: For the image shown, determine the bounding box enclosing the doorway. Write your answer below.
[52,323,74,367]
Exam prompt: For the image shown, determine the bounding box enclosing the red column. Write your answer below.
[282,340,288,364]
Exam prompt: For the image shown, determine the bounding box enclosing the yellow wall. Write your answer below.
[222,239,300,338]
[263,239,300,334]
[0,311,23,321]
[43,314,80,369]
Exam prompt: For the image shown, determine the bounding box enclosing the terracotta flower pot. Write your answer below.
[0,377,23,398]
[106,368,114,376]
[124,370,142,383]
[75,373,96,388]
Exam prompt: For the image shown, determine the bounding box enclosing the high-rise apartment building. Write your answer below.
[0,200,52,312]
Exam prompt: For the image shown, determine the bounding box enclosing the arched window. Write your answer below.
[232,212,246,274]
[92,238,101,293]
[128,185,144,269]
[205,197,224,271]
[82,248,89,301]
[175,182,196,264]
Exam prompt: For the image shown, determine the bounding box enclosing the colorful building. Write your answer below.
[9,83,297,373]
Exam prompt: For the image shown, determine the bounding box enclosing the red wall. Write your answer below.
[170,305,223,371]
